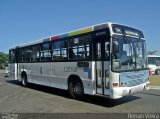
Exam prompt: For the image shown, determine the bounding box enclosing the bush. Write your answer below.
[0,52,9,69]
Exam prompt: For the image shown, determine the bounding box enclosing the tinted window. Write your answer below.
[41,43,51,61]
[69,35,90,60]
[21,47,31,62]
[10,50,16,63]
[105,41,110,60]
[52,40,68,61]
[31,45,40,62]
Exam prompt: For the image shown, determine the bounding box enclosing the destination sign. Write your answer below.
[112,24,144,38]
[125,30,139,36]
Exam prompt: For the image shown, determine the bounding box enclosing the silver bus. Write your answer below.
[9,22,150,99]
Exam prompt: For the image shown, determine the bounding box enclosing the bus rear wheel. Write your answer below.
[21,75,28,87]
[68,81,84,100]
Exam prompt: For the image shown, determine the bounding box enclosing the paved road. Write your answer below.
[0,75,160,113]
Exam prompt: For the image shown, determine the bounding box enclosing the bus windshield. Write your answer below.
[112,35,147,71]
[148,57,160,65]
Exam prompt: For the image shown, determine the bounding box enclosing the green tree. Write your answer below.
[0,52,9,69]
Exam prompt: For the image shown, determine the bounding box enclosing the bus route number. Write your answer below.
[64,66,77,73]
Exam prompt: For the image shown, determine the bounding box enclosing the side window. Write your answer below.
[52,40,68,61]
[69,35,90,60]
[69,38,78,59]
[40,43,51,61]
[31,45,40,62]
[21,47,31,62]
[52,41,61,61]
[105,41,110,60]
[10,50,16,63]
[61,40,68,60]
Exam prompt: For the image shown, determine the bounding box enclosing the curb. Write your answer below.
[150,86,160,90]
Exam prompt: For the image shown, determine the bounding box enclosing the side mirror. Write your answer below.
[113,41,119,53]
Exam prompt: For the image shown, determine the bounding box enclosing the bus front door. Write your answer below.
[95,39,110,95]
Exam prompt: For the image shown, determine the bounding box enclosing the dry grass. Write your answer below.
[149,75,160,86]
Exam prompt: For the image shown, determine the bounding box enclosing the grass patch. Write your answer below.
[149,75,160,86]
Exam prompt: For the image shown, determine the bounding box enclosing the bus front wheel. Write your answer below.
[68,81,84,100]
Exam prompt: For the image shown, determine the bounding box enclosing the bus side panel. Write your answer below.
[29,62,52,87]
[17,61,94,95]
[9,63,16,79]
[52,62,94,94]
[51,62,69,90]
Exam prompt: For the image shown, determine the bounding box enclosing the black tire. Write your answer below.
[68,81,84,100]
[155,69,160,75]
[21,75,28,87]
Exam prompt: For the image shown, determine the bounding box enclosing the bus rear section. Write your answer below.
[9,48,19,80]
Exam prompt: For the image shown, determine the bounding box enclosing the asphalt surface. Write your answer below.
[0,74,160,113]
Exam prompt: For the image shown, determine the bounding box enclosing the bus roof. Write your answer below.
[9,22,143,50]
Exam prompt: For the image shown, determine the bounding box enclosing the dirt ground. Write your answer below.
[150,75,160,86]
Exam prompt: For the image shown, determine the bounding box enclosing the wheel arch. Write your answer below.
[67,75,84,90]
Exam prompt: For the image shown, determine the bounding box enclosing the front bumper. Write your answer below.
[110,82,150,99]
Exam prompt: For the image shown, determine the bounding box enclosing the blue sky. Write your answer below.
[0,0,160,54]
